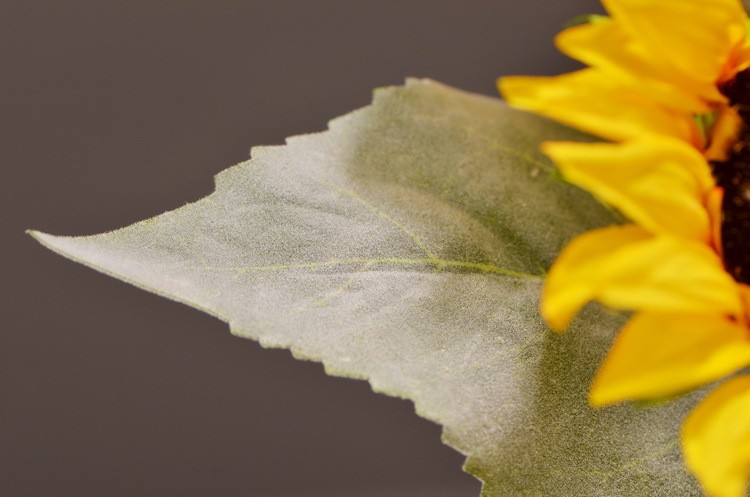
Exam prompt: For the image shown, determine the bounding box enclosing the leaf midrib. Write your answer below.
[186,257,544,279]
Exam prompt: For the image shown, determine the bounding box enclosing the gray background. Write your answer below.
[3,1,600,496]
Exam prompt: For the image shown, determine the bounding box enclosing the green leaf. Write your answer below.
[30,79,703,496]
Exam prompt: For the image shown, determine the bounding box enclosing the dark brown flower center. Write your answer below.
[712,69,750,283]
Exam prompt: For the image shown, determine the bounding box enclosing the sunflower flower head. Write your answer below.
[499,1,750,496]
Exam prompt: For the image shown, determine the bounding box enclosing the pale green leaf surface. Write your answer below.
[31,79,702,496]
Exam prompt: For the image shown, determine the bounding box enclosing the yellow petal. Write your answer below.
[542,225,741,330]
[499,70,699,144]
[555,19,710,113]
[542,138,713,241]
[601,0,747,101]
[589,313,750,407]
[683,375,750,497]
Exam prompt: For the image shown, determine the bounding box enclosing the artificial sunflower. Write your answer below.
[499,1,750,496]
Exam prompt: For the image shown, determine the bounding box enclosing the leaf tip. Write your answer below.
[26,230,83,265]
[27,229,62,249]
[27,229,51,244]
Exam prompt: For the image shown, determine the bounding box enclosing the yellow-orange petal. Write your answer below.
[682,375,750,497]
[705,106,744,162]
[589,313,750,407]
[555,19,710,113]
[708,187,725,255]
[601,0,747,103]
[499,70,699,145]
[542,225,741,330]
[542,138,713,241]
[727,40,750,81]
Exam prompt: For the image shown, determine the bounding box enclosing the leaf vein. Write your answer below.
[307,175,440,261]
